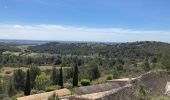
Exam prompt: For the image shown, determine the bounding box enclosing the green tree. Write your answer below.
[24,70,31,96]
[30,66,41,88]
[143,59,151,71]
[35,73,50,90]
[89,62,100,80]
[13,69,25,91]
[136,83,151,100]
[59,66,63,88]
[113,69,119,79]
[51,66,58,85]
[53,56,62,65]
[161,50,170,70]
[7,78,16,97]
[73,62,78,87]
[0,79,4,94]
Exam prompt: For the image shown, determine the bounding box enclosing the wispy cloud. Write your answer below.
[0,24,169,42]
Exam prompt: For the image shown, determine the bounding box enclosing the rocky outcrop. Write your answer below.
[75,71,170,100]
[99,71,170,100]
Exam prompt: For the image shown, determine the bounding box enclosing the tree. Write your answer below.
[7,78,16,97]
[51,66,58,85]
[0,79,4,94]
[59,66,63,88]
[35,73,50,90]
[143,59,151,71]
[161,50,170,70]
[136,83,151,100]
[88,61,100,80]
[24,70,31,96]
[73,62,78,87]
[13,69,25,91]
[53,56,62,65]
[30,66,41,88]
[113,69,119,79]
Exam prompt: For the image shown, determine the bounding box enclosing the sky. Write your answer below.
[0,0,170,42]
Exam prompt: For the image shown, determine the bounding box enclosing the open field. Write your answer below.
[0,66,72,77]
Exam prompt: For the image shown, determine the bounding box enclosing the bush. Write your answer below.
[80,79,90,86]
[45,85,58,92]
[5,70,12,74]
[35,73,51,90]
[107,75,113,80]
[31,89,39,94]
[64,83,72,89]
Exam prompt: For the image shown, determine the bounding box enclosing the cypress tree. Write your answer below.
[73,62,78,87]
[51,66,58,85]
[30,66,41,88]
[24,70,31,96]
[59,66,63,88]
[7,78,16,97]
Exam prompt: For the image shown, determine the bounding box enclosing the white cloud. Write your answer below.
[0,24,169,42]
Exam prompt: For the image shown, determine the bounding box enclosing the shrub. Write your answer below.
[80,79,90,86]
[64,83,72,89]
[107,75,113,80]
[5,70,12,74]
[31,89,38,95]
[45,85,58,92]
[35,73,51,90]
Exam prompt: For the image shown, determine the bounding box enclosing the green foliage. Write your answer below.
[112,70,119,79]
[89,62,100,80]
[30,66,41,88]
[7,78,16,97]
[24,70,31,96]
[1,41,170,99]
[35,73,50,90]
[13,69,26,91]
[107,75,113,80]
[51,66,58,85]
[143,59,151,71]
[53,56,62,65]
[59,67,63,88]
[45,85,58,92]
[161,50,170,70]
[64,83,72,89]
[73,60,79,87]
[136,83,151,100]
[31,89,39,95]
[80,79,91,86]
[0,79,4,94]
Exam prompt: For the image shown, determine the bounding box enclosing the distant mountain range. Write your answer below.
[0,39,120,45]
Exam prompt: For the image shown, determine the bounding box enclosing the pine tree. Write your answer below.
[24,70,31,96]
[73,61,78,87]
[51,66,58,85]
[59,66,63,88]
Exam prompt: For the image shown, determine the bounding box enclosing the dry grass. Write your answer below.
[17,88,71,100]
[0,66,72,77]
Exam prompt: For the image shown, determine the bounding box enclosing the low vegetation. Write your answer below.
[0,41,170,99]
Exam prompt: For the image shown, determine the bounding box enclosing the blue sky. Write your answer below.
[0,0,170,42]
